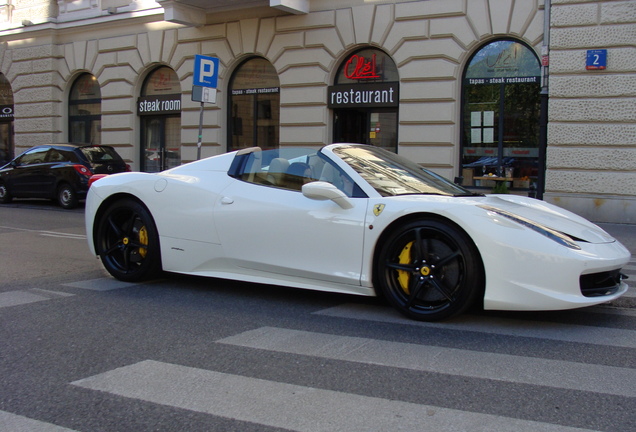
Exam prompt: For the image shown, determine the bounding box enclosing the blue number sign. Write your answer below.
[586,49,607,70]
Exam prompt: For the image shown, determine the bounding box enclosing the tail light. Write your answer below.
[88,174,108,188]
[73,164,93,178]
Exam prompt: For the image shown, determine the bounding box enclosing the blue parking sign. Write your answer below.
[193,55,220,88]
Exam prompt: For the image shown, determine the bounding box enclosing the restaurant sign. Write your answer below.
[465,76,539,85]
[138,94,182,116]
[231,87,280,96]
[327,82,399,109]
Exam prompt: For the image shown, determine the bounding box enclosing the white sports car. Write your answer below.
[85,144,630,321]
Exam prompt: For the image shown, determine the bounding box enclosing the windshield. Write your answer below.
[332,145,476,197]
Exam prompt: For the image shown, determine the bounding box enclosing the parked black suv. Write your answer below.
[0,144,129,209]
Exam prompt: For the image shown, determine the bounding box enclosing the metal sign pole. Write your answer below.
[192,55,220,160]
[197,101,204,160]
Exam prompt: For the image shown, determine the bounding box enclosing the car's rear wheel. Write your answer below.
[376,219,483,321]
[0,181,12,204]
[96,199,161,282]
[57,183,78,209]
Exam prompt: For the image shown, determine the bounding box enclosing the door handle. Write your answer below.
[220,196,234,205]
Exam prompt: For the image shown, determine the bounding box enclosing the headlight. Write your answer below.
[478,205,582,250]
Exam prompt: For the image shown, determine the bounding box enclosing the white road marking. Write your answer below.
[63,278,138,291]
[0,289,74,308]
[218,327,636,398]
[315,303,636,348]
[0,410,78,432]
[0,225,86,239]
[72,360,599,432]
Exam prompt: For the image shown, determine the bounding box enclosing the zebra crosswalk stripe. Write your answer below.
[218,327,636,398]
[315,303,636,348]
[71,359,599,432]
[0,410,78,432]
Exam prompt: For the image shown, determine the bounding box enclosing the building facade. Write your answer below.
[0,0,634,223]
[544,0,636,223]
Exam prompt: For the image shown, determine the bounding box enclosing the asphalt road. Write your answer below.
[1,201,635,432]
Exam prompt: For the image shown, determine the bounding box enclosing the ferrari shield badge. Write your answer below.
[373,203,386,216]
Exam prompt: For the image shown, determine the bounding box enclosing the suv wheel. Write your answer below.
[0,181,12,204]
[57,183,78,209]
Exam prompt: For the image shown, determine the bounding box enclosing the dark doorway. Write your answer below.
[334,109,397,151]
[334,110,366,144]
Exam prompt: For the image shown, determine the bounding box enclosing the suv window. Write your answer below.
[47,149,70,163]
[80,146,122,163]
[19,147,49,166]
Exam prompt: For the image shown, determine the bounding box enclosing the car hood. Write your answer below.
[477,194,615,244]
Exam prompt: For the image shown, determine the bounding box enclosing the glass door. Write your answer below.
[141,116,181,172]
[164,116,181,170]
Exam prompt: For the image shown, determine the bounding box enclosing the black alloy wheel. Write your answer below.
[96,198,161,282]
[57,183,78,209]
[377,219,483,321]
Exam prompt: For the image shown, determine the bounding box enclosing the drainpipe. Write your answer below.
[537,0,551,200]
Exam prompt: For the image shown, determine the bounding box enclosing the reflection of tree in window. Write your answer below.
[461,40,540,183]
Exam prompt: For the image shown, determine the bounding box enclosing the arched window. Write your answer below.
[69,73,101,144]
[461,39,541,190]
[0,73,14,164]
[329,48,399,151]
[228,57,280,151]
[138,66,182,172]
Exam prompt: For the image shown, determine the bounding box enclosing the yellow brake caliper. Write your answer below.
[138,226,148,258]
[397,241,413,295]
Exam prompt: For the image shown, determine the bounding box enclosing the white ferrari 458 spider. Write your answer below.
[85,144,630,321]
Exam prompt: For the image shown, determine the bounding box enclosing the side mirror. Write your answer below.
[302,181,354,209]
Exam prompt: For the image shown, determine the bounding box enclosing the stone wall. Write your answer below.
[6,0,56,26]
[545,0,636,223]
[0,0,545,173]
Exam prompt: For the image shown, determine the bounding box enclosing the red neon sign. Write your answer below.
[344,54,380,80]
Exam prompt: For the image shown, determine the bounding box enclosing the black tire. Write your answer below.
[57,183,78,209]
[376,219,483,321]
[95,198,162,282]
[0,181,12,204]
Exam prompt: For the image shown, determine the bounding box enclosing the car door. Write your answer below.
[9,146,51,197]
[214,168,368,287]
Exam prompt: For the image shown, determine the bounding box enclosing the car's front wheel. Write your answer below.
[0,181,12,204]
[57,183,78,209]
[95,198,162,282]
[376,219,483,321]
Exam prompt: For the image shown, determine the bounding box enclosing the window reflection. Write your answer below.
[461,40,541,190]
[69,74,101,144]
[333,145,474,197]
[229,58,280,151]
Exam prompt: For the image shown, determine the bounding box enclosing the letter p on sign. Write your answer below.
[193,55,220,88]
